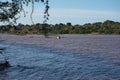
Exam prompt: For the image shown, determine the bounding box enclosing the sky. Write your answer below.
[1,0,120,25]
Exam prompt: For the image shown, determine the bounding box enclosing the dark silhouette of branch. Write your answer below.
[0,0,49,24]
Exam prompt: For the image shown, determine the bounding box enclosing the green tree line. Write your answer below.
[0,20,120,35]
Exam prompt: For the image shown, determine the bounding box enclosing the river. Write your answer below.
[0,34,120,80]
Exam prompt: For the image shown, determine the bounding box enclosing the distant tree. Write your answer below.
[41,23,49,37]
[0,20,120,34]
[66,22,72,26]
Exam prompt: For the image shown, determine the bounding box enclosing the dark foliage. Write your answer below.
[0,20,120,34]
[0,0,49,24]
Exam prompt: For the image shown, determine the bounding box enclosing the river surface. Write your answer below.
[0,41,120,80]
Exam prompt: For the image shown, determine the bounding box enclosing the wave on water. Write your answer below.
[0,43,120,80]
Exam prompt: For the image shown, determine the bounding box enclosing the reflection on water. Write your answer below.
[0,43,120,80]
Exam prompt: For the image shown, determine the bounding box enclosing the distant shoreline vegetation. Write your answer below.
[0,20,120,35]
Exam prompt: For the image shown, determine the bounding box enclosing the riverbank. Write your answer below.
[0,34,120,61]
